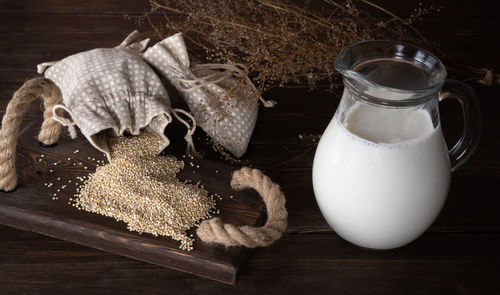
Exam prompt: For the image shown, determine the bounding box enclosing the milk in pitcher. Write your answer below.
[312,101,451,249]
[313,40,480,250]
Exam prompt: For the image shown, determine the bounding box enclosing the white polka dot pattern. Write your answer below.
[40,31,173,158]
[143,33,259,158]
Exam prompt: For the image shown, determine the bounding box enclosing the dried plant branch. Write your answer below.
[139,0,439,93]
[359,0,426,41]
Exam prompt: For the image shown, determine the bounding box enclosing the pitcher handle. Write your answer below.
[439,79,481,171]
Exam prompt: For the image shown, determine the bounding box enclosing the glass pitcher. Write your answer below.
[312,40,481,250]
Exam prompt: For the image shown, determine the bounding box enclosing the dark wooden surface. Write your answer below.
[0,118,266,285]
[1,0,500,294]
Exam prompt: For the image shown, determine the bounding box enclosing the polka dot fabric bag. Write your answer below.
[38,31,196,160]
[143,33,276,158]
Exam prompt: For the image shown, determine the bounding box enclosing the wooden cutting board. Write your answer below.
[0,119,265,285]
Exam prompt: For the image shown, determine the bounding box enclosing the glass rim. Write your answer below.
[335,40,447,107]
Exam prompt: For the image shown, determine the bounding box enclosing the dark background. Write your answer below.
[1,0,499,294]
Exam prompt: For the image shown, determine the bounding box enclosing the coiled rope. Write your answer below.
[197,167,287,247]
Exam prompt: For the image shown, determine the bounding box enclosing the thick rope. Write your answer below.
[478,68,496,86]
[0,78,63,191]
[197,167,287,247]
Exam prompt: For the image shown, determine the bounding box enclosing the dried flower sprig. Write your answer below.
[140,0,440,92]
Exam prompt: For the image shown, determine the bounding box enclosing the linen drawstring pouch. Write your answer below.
[37,30,197,160]
[143,33,276,158]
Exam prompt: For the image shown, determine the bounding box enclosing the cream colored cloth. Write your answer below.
[143,33,275,158]
[38,31,174,160]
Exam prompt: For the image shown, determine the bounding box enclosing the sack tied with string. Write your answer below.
[143,33,276,158]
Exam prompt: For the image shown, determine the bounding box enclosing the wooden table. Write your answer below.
[1,1,499,294]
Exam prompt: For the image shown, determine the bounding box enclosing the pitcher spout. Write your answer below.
[335,40,446,107]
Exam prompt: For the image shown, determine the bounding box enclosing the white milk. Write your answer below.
[312,103,451,249]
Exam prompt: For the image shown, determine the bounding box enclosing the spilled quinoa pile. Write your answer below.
[73,132,216,251]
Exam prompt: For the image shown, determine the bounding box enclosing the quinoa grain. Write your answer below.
[74,132,216,251]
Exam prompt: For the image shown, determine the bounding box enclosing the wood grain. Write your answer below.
[1,0,500,294]
[0,112,266,284]
[1,226,498,294]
